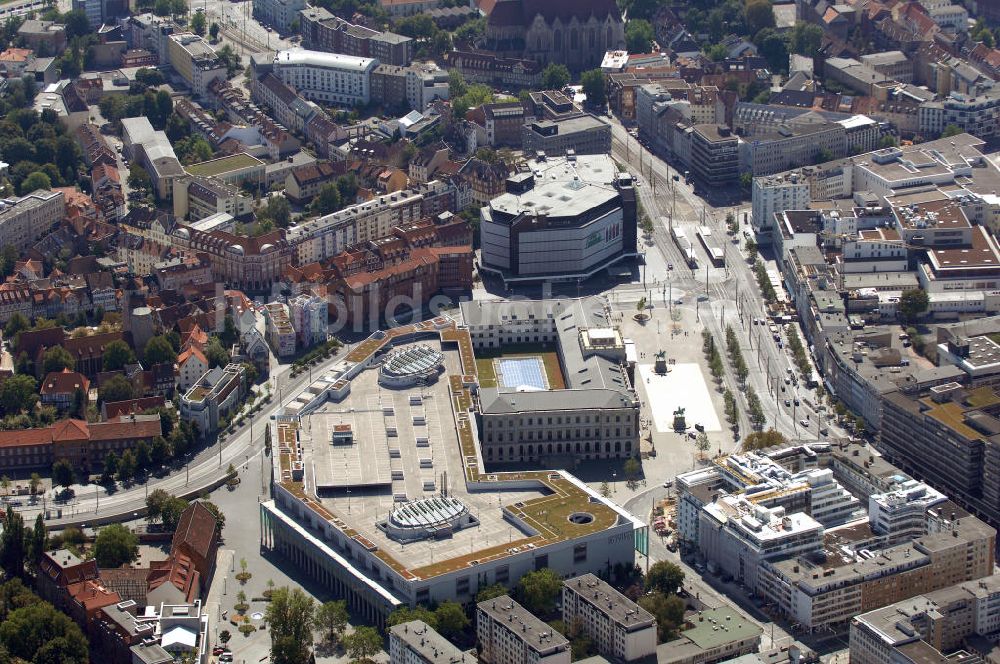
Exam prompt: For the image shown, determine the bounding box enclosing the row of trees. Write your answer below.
[724,325,750,385]
[753,259,777,304]
[785,327,811,378]
[746,386,766,429]
[703,331,724,382]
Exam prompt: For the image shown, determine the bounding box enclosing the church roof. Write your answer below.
[487,0,622,26]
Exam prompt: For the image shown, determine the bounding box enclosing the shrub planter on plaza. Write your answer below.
[633,313,649,323]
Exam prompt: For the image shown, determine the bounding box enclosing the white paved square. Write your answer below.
[639,362,722,433]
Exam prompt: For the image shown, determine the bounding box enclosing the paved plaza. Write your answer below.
[638,362,721,433]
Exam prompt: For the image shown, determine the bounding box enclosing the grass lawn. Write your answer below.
[474,343,566,390]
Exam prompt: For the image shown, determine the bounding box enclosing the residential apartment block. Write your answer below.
[252,0,306,33]
[170,223,291,291]
[264,302,297,357]
[562,574,656,662]
[299,7,412,65]
[477,596,570,664]
[388,620,475,664]
[288,293,326,348]
[0,189,65,251]
[851,574,1000,664]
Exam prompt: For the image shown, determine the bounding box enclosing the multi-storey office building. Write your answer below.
[166,32,226,98]
[690,124,739,188]
[677,442,996,633]
[521,115,613,157]
[479,154,637,284]
[179,363,248,434]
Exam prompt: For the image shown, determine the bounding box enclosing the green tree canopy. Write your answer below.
[638,591,686,642]
[19,171,51,195]
[198,500,225,533]
[517,568,563,615]
[580,69,607,107]
[0,599,88,664]
[745,0,776,36]
[0,507,26,578]
[266,587,316,664]
[941,124,963,138]
[743,428,788,450]
[314,600,349,643]
[41,345,75,374]
[117,449,137,482]
[311,183,342,215]
[204,337,230,368]
[625,19,655,54]
[144,335,177,366]
[476,583,508,603]
[434,601,470,638]
[52,458,74,488]
[190,10,206,34]
[63,9,91,39]
[160,496,189,530]
[3,312,29,341]
[788,21,822,55]
[646,561,685,594]
[93,524,138,568]
[99,374,134,403]
[388,605,437,630]
[541,63,571,90]
[103,340,136,371]
[899,288,929,322]
[259,196,291,227]
[342,626,382,662]
[0,374,38,416]
[146,488,171,524]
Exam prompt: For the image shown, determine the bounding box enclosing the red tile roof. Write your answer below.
[103,396,166,419]
[172,502,219,563]
[51,418,90,442]
[0,427,54,449]
[89,417,161,442]
[40,369,90,396]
